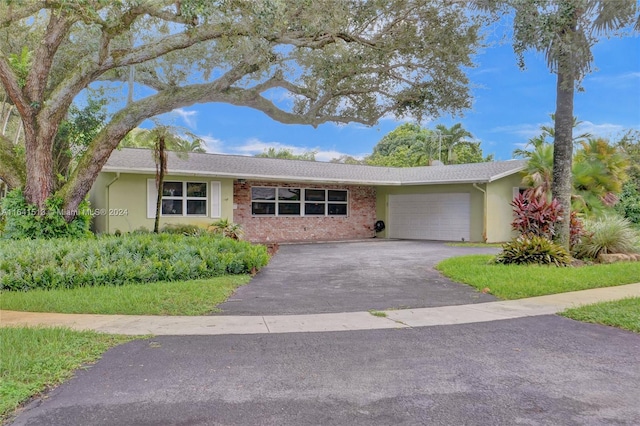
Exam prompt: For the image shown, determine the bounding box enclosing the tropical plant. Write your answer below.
[480,0,639,249]
[120,127,206,153]
[208,218,244,240]
[572,137,629,215]
[518,131,630,216]
[494,235,571,266]
[511,189,563,240]
[450,141,494,164]
[573,215,640,259]
[329,155,366,165]
[519,140,555,195]
[434,123,473,164]
[615,182,640,225]
[255,148,316,161]
[121,123,204,233]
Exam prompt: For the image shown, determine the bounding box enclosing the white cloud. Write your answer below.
[491,122,547,140]
[199,135,224,153]
[200,136,365,162]
[227,138,292,156]
[587,72,640,86]
[492,120,631,144]
[574,121,626,139]
[171,108,198,128]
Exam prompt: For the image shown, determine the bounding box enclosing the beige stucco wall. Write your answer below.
[89,172,234,234]
[375,184,486,242]
[485,173,524,243]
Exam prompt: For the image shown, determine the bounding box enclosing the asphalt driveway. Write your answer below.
[215,240,498,315]
[10,316,640,426]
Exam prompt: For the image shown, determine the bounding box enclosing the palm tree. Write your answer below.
[520,141,555,196]
[481,0,638,249]
[121,124,205,232]
[434,123,473,164]
[519,136,630,216]
[572,138,629,215]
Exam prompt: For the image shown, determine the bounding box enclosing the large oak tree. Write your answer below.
[0,0,482,221]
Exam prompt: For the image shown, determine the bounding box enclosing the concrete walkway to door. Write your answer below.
[215,240,498,316]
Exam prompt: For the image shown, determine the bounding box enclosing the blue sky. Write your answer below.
[153,32,639,162]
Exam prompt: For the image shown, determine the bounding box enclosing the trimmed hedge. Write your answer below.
[0,234,269,291]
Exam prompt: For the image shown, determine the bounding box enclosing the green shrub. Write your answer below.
[161,223,205,236]
[494,235,571,266]
[615,182,640,225]
[208,218,244,240]
[573,215,640,260]
[0,189,92,240]
[0,234,269,291]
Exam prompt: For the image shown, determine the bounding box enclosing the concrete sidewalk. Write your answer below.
[1,283,638,336]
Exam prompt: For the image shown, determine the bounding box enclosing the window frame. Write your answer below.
[251,186,348,217]
[160,181,209,217]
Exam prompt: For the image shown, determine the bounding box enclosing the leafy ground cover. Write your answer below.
[436,254,640,299]
[0,275,250,315]
[0,327,138,420]
[0,234,268,291]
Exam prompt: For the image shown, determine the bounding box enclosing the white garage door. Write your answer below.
[388,193,471,241]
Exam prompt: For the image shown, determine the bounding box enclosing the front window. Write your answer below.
[252,187,348,217]
[161,181,207,216]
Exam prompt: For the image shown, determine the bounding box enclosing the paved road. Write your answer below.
[215,240,498,315]
[10,316,640,426]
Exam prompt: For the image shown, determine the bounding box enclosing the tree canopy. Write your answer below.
[517,122,630,216]
[255,148,316,161]
[365,122,491,167]
[0,0,482,221]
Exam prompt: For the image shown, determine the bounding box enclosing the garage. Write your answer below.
[388,193,471,241]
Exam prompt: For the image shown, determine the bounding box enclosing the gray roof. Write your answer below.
[103,148,526,186]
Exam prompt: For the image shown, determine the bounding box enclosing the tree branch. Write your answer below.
[25,11,76,104]
[0,1,46,28]
[0,56,33,120]
[0,134,25,189]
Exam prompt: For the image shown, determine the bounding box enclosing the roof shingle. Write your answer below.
[103,148,526,185]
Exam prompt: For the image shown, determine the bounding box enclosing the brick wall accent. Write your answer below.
[233,180,376,243]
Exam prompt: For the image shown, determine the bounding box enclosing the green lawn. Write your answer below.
[436,254,640,299]
[0,327,138,420]
[561,298,640,333]
[0,275,250,316]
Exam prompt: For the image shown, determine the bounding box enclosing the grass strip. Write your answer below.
[0,275,250,316]
[445,242,503,248]
[0,327,137,420]
[436,254,640,299]
[561,297,640,333]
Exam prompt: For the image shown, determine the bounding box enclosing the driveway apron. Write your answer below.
[215,240,498,315]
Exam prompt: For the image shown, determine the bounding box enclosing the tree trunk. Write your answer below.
[551,60,575,250]
[22,120,57,210]
[154,135,167,233]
